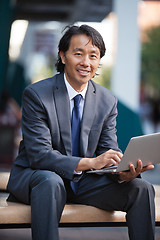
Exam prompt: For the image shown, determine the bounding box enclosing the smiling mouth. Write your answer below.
[77,69,90,75]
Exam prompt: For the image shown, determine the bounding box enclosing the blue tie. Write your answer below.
[71,94,82,193]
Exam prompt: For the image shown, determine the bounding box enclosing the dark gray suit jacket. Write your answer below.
[7,73,120,204]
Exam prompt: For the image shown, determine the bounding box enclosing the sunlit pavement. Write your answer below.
[0,227,160,240]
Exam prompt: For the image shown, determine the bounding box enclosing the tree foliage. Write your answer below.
[141,25,160,99]
[94,66,111,90]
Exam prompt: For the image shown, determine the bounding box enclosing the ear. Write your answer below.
[59,51,65,64]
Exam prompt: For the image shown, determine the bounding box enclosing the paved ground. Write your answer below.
[0,227,160,240]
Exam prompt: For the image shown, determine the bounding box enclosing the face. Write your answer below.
[60,34,101,92]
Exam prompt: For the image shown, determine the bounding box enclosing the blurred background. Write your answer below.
[0,0,160,239]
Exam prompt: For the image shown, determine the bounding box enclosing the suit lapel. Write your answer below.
[54,75,96,157]
[80,81,96,156]
[54,74,72,156]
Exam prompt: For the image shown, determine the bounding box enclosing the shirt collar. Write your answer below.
[64,73,88,101]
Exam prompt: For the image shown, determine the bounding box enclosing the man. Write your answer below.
[7,25,155,240]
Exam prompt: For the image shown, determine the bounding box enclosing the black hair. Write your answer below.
[55,24,106,73]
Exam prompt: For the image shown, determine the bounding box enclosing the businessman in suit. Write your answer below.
[7,25,155,240]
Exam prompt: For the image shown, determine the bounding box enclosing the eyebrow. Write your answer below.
[72,48,84,52]
[72,48,100,54]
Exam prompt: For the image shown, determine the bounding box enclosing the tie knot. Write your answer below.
[74,94,82,108]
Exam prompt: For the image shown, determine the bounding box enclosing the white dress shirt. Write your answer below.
[64,74,88,120]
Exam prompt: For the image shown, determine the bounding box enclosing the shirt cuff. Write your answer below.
[118,180,125,183]
[74,170,82,175]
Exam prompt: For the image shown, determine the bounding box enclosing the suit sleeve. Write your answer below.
[21,87,81,180]
[93,96,122,183]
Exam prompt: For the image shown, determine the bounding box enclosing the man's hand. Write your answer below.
[115,159,154,182]
[91,149,123,170]
[75,149,123,172]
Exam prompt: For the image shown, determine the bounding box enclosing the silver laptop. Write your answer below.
[86,132,160,173]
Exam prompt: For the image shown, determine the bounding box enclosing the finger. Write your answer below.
[108,152,122,164]
[146,164,154,170]
[141,164,154,173]
[129,164,136,175]
[107,158,119,166]
[117,151,123,159]
[115,151,123,159]
[112,154,121,163]
[135,159,143,173]
[107,150,123,159]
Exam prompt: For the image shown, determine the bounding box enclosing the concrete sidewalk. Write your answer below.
[0,227,160,240]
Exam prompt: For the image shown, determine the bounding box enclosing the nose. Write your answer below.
[80,55,90,67]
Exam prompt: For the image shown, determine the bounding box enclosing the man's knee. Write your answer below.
[30,170,66,198]
[121,178,154,212]
[126,178,155,210]
[131,178,155,196]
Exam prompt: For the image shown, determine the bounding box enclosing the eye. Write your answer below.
[90,54,97,59]
[74,52,81,56]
